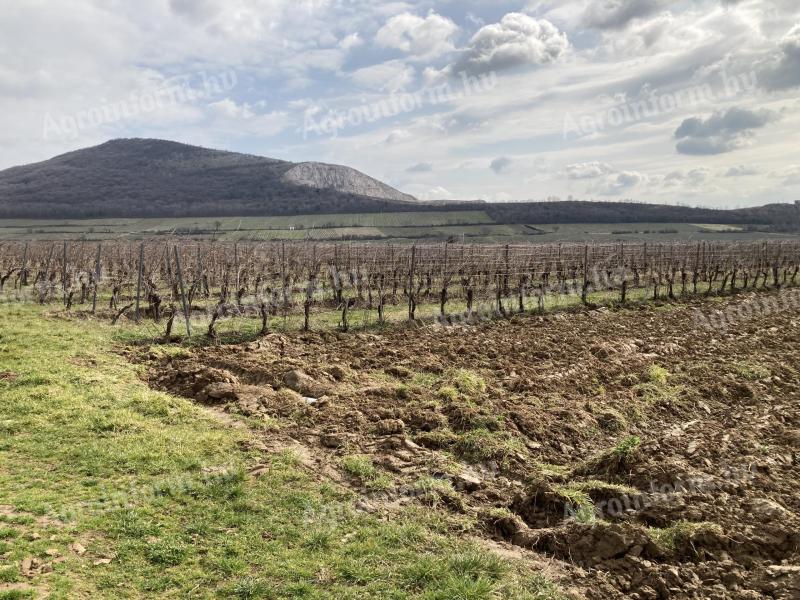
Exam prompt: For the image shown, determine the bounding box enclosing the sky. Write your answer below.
[0,0,799,208]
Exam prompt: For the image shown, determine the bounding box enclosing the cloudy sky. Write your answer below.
[1,0,799,207]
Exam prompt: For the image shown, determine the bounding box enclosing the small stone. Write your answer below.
[767,565,800,575]
[628,545,644,557]
[403,438,422,452]
[21,557,34,577]
[283,369,317,395]
[750,498,791,520]
[321,433,346,449]
[454,472,482,492]
[375,419,405,435]
[202,382,238,401]
[70,542,86,556]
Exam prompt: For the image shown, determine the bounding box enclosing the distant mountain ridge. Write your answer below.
[0,138,418,218]
[0,139,797,232]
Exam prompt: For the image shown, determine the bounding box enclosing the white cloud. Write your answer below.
[375,12,460,60]
[597,170,649,195]
[385,129,412,144]
[565,161,614,179]
[208,98,254,119]
[209,98,288,136]
[663,168,710,187]
[418,185,453,200]
[351,60,416,92]
[725,165,760,177]
[456,13,569,75]
[584,0,675,30]
[339,33,364,50]
[769,165,800,186]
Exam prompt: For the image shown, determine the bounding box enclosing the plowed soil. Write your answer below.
[140,290,800,599]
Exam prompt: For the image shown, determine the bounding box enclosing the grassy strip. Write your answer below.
[0,304,562,599]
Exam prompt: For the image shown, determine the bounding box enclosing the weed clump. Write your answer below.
[649,521,724,556]
[573,436,643,477]
[647,365,670,386]
[731,361,770,381]
[340,455,393,490]
[450,369,487,396]
[341,455,376,480]
[412,476,463,509]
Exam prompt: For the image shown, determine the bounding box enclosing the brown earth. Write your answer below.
[138,290,800,599]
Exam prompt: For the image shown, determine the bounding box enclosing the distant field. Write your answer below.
[0,213,797,242]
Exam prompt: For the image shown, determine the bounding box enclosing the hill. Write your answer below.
[0,138,418,218]
[0,139,797,232]
[482,201,800,232]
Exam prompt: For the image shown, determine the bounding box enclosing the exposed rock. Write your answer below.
[453,471,483,492]
[199,382,238,403]
[748,498,792,520]
[282,369,330,397]
[282,162,417,203]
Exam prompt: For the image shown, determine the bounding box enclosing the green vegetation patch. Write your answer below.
[0,303,561,598]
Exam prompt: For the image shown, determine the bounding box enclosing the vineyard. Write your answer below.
[3,239,800,599]
[1,239,799,339]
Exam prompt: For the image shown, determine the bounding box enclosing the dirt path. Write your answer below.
[140,290,800,599]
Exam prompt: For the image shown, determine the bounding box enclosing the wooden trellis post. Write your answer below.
[62,241,68,305]
[135,242,144,323]
[174,246,192,336]
[408,245,416,321]
[20,242,28,287]
[92,243,101,314]
[620,242,627,303]
[581,244,588,305]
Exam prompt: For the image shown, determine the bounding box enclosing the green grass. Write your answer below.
[448,369,487,396]
[1,216,791,243]
[340,455,394,490]
[646,365,670,386]
[411,478,462,509]
[612,436,642,458]
[0,303,562,598]
[649,521,723,553]
[0,212,495,241]
[341,455,377,480]
[453,429,525,464]
[730,361,771,381]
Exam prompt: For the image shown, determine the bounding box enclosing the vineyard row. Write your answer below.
[1,240,799,337]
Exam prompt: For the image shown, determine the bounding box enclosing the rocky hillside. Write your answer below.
[282,162,416,204]
[0,139,419,218]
